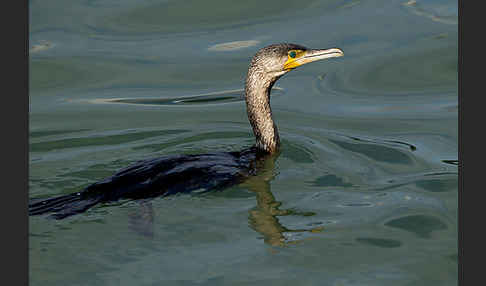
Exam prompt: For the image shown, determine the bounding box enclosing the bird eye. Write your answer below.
[289,51,297,58]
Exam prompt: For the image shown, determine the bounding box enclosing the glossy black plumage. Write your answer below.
[29,147,267,219]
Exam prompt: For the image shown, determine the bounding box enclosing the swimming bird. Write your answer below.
[29,43,343,219]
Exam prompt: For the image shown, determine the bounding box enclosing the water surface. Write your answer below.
[30,0,458,285]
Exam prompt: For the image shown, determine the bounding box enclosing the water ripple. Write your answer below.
[90,87,284,106]
[316,44,457,97]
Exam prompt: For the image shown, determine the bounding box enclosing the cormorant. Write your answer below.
[29,43,343,219]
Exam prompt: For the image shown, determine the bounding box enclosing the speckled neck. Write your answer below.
[244,63,283,154]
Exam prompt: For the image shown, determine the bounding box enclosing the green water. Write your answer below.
[29,0,458,285]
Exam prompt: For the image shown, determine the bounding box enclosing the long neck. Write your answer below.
[245,68,281,153]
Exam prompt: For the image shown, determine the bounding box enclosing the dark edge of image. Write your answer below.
[458,0,462,283]
[4,0,29,285]
[460,0,480,285]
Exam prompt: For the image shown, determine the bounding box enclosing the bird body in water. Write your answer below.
[29,43,343,219]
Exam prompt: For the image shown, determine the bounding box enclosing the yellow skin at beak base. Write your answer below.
[284,50,305,70]
[283,58,303,70]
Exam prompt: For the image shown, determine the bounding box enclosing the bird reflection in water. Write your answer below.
[242,152,324,246]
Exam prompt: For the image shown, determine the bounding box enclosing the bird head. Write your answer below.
[245,43,343,153]
[249,43,344,80]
